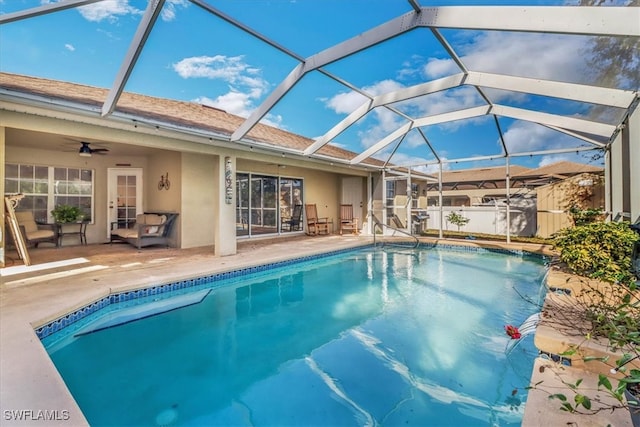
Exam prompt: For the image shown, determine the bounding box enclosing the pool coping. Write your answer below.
[1,237,554,426]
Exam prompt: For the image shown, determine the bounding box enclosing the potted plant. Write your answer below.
[51,204,82,224]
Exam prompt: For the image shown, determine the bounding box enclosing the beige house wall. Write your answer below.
[179,152,216,250]
[536,173,605,238]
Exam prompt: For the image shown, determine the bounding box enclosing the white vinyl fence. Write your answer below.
[425,199,537,237]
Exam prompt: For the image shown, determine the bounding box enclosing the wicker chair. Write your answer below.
[14,211,58,248]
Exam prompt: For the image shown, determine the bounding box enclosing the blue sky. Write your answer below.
[1,0,634,172]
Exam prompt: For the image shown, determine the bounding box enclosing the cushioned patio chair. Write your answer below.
[304,204,329,236]
[111,212,178,249]
[281,204,303,232]
[14,210,58,248]
[339,204,359,235]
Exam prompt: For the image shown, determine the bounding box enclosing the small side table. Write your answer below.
[55,221,88,246]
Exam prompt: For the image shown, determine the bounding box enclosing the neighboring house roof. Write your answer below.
[0,72,383,167]
[426,165,532,190]
[424,161,604,192]
[512,161,603,179]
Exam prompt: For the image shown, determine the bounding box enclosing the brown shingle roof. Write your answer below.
[512,160,603,179]
[435,165,532,184]
[0,72,380,165]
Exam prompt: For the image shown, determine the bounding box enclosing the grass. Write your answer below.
[420,229,552,245]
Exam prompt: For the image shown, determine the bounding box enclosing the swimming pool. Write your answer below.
[42,245,547,426]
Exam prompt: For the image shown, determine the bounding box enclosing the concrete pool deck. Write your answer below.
[0,236,633,426]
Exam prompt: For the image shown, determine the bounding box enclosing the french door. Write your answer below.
[107,168,143,236]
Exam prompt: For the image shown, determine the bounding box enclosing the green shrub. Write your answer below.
[545,221,639,416]
[552,221,639,286]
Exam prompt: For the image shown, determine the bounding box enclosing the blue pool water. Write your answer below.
[43,246,547,426]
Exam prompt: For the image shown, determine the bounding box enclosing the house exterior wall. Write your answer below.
[536,173,605,238]
[180,152,216,250]
[607,106,639,224]
[629,107,640,224]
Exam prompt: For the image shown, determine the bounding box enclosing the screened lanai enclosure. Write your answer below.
[1,0,639,247]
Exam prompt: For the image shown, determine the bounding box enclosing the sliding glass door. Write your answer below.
[236,173,304,237]
[250,175,277,236]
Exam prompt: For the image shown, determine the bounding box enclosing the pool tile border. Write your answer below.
[35,242,546,341]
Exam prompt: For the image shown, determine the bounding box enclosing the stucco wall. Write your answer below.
[180,152,217,249]
[146,150,183,247]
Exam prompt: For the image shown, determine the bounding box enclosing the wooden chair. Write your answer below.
[14,211,58,248]
[281,204,303,232]
[339,204,359,235]
[304,204,329,235]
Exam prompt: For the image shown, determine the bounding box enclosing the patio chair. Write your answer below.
[304,204,329,235]
[111,212,179,249]
[339,204,359,235]
[14,211,58,248]
[391,214,405,229]
[281,204,303,232]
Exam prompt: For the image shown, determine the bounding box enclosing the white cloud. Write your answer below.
[423,57,459,79]
[325,90,369,115]
[501,121,584,154]
[77,0,141,23]
[75,0,187,22]
[414,86,482,117]
[423,32,589,83]
[195,93,252,118]
[161,0,189,22]
[173,55,267,92]
[326,79,404,115]
[64,44,75,52]
[173,55,271,119]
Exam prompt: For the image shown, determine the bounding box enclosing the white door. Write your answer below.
[341,177,364,229]
[107,168,143,236]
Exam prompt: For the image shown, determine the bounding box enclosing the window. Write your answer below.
[236,172,304,237]
[411,183,419,209]
[5,163,94,223]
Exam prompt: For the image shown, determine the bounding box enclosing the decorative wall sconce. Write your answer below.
[158,172,170,190]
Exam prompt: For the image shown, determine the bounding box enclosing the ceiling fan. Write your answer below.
[78,141,109,157]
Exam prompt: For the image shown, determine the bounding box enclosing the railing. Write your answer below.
[371,213,419,249]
